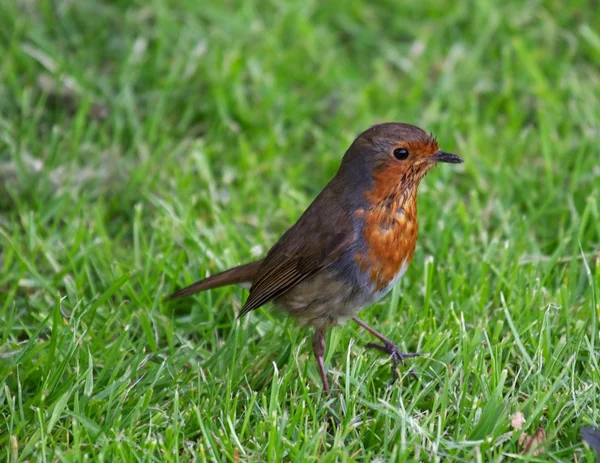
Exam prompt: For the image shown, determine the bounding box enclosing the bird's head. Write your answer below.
[340,122,463,204]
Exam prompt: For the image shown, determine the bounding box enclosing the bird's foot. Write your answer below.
[365,341,420,381]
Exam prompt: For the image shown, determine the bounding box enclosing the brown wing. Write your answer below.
[238,181,353,317]
[238,231,350,317]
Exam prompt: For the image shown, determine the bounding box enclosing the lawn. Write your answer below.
[1,0,599,461]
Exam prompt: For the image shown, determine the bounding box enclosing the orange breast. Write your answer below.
[354,170,419,291]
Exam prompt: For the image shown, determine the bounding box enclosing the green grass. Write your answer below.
[1,0,599,460]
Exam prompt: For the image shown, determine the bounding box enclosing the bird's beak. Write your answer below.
[431,151,463,164]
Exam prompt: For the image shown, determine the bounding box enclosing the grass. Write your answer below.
[1,0,599,460]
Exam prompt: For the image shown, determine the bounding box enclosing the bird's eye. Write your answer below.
[393,148,409,160]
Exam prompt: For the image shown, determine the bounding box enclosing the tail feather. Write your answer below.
[167,260,262,300]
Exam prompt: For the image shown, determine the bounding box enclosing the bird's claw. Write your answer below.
[365,341,420,381]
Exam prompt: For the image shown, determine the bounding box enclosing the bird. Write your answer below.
[167,122,463,394]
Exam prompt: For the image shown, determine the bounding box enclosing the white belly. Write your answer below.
[371,259,409,302]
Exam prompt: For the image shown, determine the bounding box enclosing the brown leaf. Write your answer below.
[519,427,546,456]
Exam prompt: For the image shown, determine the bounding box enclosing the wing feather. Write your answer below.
[238,231,351,317]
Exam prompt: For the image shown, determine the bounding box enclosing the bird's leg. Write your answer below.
[312,328,330,395]
[352,317,420,381]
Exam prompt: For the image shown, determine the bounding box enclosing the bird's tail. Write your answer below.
[166,260,262,300]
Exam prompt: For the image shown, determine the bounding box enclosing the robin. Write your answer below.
[168,122,463,394]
